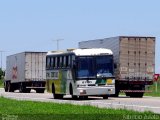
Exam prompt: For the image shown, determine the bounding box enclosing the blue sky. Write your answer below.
[0,0,160,73]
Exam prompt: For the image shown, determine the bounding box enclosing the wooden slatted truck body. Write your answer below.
[79,36,155,97]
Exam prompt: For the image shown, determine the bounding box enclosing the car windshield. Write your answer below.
[76,56,113,78]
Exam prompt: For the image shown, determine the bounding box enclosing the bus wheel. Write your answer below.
[69,84,77,99]
[52,84,63,99]
[102,95,108,99]
[52,84,56,98]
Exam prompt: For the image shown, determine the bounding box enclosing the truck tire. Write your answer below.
[25,89,31,93]
[19,83,27,93]
[79,96,88,100]
[125,92,131,97]
[8,82,14,92]
[129,92,144,98]
[4,82,8,92]
[36,89,45,93]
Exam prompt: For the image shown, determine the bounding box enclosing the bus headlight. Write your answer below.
[80,90,86,95]
[106,79,115,85]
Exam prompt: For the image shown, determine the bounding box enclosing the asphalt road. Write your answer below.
[0,88,160,114]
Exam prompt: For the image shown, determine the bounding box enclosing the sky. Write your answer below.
[0,0,160,73]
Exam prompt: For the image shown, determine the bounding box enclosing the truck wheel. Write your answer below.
[36,89,45,93]
[19,83,26,93]
[79,96,88,100]
[4,82,8,92]
[25,89,31,93]
[129,92,144,98]
[8,82,14,92]
[125,92,131,97]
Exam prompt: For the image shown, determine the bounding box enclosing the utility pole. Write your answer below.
[0,50,5,69]
[52,39,64,51]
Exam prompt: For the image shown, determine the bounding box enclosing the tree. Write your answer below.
[0,68,4,79]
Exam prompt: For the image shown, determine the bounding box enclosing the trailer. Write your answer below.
[4,52,46,93]
[79,36,155,97]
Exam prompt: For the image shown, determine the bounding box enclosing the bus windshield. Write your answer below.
[76,56,113,79]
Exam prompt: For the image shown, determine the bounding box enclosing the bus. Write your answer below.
[46,48,115,99]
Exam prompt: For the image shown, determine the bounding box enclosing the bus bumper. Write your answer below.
[76,86,115,96]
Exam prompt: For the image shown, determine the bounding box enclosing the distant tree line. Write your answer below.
[0,68,5,79]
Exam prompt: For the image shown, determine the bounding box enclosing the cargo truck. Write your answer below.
[79,36,155,97]
[4,52,46,93]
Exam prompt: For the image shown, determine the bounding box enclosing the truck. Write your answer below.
[79,36,155,97]
[4,52,47,93]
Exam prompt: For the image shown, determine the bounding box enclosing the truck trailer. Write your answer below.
[79,36,155,97]
[4,52,46,93]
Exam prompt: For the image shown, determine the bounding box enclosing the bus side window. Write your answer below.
[59,56,62,67]
[55,57,57,68]
[64,56,66,67]
[46,57,51,69]
[50,57,54,69]
[66,56,69,67]
[71,55,75,67]
[53,57,55,68]
[57,56,60,68]
[68,55,71,67]
[61,56,64,68]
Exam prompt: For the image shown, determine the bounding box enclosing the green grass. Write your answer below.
[144,81,160,97]
[0,79,3,88]
[0,97,159,120]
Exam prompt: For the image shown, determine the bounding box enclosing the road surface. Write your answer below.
[0,88,160,114]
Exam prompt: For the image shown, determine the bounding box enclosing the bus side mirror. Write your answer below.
[73,61,76,70]
[114,63,117,69]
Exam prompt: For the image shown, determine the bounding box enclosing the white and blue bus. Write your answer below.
[46,48,115,99]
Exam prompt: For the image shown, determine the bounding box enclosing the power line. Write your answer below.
[52,39,64,51]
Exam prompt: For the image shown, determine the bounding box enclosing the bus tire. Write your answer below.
[102,95,108,99]
[52,84,56,98]
[52,84,63,99]
[69,84,77,99]
[69,84,73,95]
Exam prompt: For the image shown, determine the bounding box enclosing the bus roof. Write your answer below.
[47,48,113,56]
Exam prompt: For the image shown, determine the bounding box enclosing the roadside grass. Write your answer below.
[0,97,159,120]
[0,79,3,88]
[144,81,160,97]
